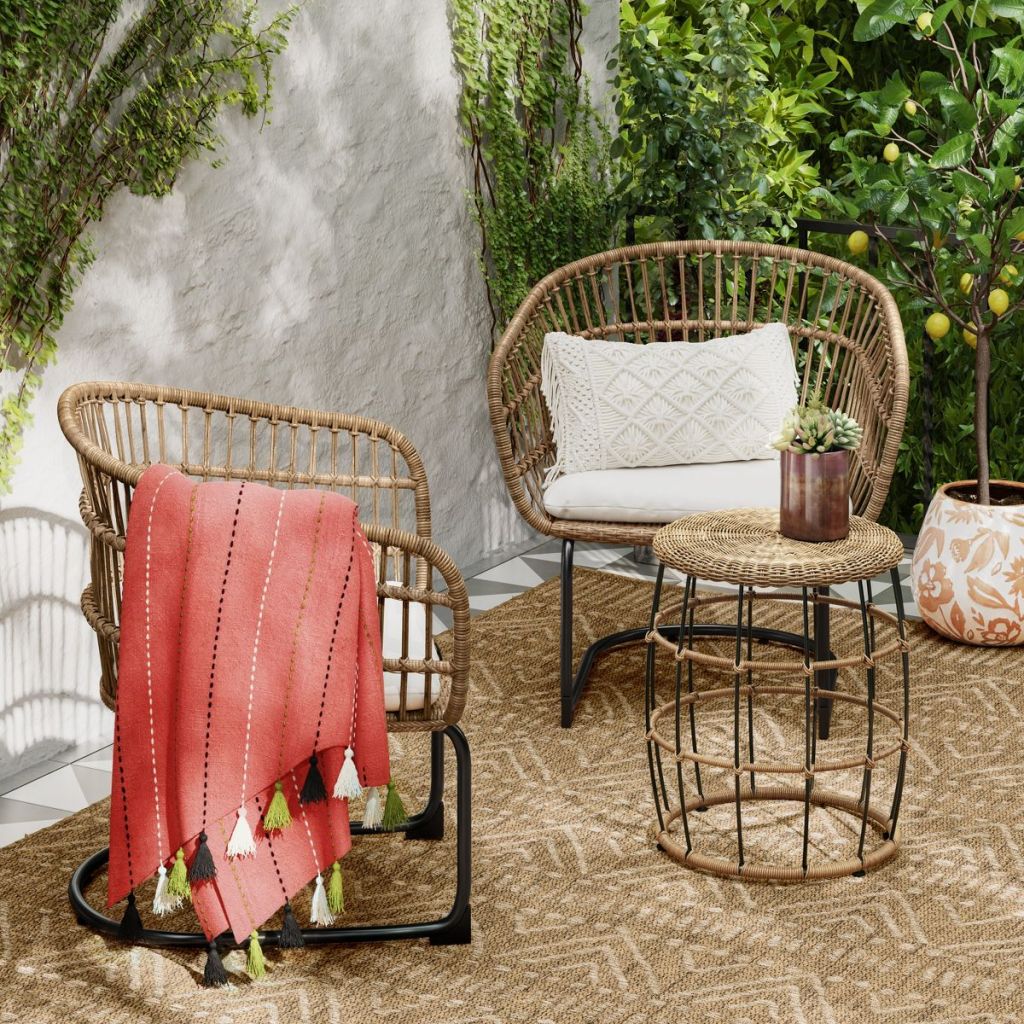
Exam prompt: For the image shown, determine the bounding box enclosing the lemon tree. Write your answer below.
[829,0,1024,506]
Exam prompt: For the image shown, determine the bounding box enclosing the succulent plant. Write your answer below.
[771,393,862,455]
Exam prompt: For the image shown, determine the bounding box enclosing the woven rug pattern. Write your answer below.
[2,568,1023,1023]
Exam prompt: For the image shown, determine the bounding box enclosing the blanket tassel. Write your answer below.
[328,861,344,915]
[382,779,408,831]
[263,781,292,831]
[310,873,334,927]
[188,831,217,883]
[247,930,266,980]
[278,900,305,948]
[153,864,174,915]
[203,940,228,987]
[300,753,328,805]
[362,786,384,830]
[117,892,143,941]
[167,848,190,902]
[226,806,257,858]
[333,746,362,800]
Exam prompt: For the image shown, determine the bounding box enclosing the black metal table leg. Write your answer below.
[814,587,837,740]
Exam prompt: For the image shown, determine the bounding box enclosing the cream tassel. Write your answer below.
[310,873,334,927]
[226,806,257,858]
[362,786,384,830]
[333,746,362,800]
[152,864,175,916]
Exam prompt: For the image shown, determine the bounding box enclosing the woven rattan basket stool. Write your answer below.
[644,508,910,881]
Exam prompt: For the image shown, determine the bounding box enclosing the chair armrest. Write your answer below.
[362,523,471,727]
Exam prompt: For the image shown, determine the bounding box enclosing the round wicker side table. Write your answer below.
[644,508,910,881]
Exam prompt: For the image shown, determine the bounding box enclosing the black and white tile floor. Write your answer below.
[0,539,915,849]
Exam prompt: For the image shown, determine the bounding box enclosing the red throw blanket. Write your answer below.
[108,464,390,944]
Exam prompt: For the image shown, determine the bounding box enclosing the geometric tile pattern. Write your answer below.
[0,568,1020,1021]
[0,540,916,849]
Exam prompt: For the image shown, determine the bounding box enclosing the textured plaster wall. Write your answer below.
[0,1,618,774]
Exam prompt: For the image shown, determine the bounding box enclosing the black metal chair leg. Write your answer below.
[560,539,575,728]
[69,725,472,949]
[405,730,445,840]
[814,588,837,740]
[559,545,841,730]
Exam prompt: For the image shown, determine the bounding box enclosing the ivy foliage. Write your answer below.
[0,0,294,491]
[451,0,612,331]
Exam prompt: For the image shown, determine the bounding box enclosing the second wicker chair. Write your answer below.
[487,241,909,727]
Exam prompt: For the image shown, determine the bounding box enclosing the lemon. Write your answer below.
[959,272,974,295]
[999,264,1019,285]
[904,99,918,116]
[847,230,869,256]
[988,288,1010,316]
[1015,230,1024,242]
[916,11,934,34]
[1015,174,1022,190]
[963,324,978,349]
[925,312,951,340]
[883,142,900,163]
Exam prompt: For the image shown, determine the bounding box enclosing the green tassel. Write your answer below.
[263,781,292,831]
[328,861,344,915]
[247,929,266,980]
[167,848,190,901]
[382,779,408,831]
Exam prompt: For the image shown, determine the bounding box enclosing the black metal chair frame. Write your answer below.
[560,540,838,734]
[69,724,472,952]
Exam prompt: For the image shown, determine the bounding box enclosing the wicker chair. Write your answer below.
[58,381,472,947]
[487,241,909,727]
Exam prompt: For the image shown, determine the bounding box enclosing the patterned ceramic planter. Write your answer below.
[911,480,1024,646]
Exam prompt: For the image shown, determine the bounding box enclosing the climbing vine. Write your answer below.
[451,0,612,333]
[0,1,294,491]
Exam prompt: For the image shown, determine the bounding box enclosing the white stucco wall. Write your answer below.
[0,0,618,776]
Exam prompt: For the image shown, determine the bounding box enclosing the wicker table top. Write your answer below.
[652,508,904,588]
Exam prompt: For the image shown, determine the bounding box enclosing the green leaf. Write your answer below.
[929,132,975,168]
[937,87,977,130]
[879,75,910,107]
[853,0,914,41]
[991,46,1024,88]
[989,1,1024,24]
[993,107,1024,156]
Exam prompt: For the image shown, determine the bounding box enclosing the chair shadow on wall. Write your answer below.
[0,507,108,783]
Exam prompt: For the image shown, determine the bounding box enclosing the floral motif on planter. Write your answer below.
[911,480,1024,646]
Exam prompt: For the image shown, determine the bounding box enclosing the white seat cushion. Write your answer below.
[543,461,780,524]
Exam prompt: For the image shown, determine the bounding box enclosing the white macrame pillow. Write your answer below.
[540,323,798,479]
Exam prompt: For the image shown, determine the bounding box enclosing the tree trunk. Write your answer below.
[975,328,991,505]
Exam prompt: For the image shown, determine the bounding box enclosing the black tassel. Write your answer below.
[117,892,143,942]
[278,901,305,948]
[203,940,228,987]
[188,831,217,883]
[299,753,328,805]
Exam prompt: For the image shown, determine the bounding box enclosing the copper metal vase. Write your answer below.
[779,449,850,542]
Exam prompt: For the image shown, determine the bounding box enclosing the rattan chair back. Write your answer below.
[58,382,469,730]
[487,241,909,544]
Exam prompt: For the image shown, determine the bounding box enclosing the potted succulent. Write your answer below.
[833,0,1024,645]
[771,395,863,542]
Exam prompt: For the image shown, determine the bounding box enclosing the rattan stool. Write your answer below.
[644,508,910,881]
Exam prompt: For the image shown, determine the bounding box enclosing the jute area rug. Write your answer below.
[2,568,1023,1024]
